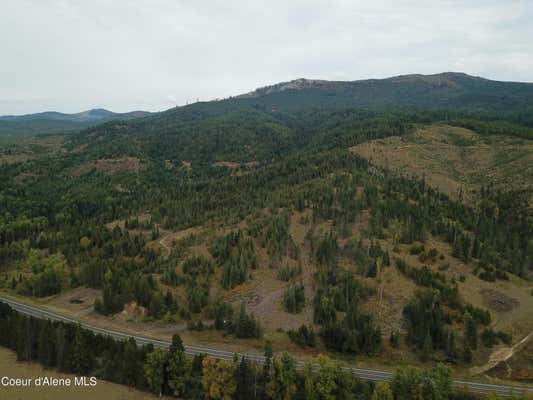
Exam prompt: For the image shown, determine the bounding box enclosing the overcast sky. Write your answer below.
[1,0,532,115]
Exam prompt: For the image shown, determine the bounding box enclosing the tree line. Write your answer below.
[2,302,527,400]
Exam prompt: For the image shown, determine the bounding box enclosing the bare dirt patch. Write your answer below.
[470,331,533,377]
[0,152,33,164]
[481,288,520,313]
[213,161,241,169]
[212,161,258,175]
[164,159,174,170]
[156,226,204,256]
[46,287,101,318]
[221,242,307,332]
[70,157,142,177]
[105,213,152,231]
[118,301,148,322]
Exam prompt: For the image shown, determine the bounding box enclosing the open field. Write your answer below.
[0,347,164,400]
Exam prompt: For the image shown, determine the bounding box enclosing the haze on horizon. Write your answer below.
[1,0,533,115]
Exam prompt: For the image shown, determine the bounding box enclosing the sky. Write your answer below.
[1,0,533,115]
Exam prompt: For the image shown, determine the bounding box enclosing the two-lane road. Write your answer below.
[1,295,531,397]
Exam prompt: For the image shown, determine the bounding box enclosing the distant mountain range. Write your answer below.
[3,72,533,139]
[0,108,151,137]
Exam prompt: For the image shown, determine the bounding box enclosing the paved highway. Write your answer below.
[1,295,532,397]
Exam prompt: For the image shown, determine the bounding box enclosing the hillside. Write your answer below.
[64,72,533,167]
[0,72,532,384]
[0,108,151,138]
[350,125,533,207]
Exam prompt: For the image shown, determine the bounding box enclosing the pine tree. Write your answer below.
[382,251,391,266]
[258,341,273,400]
[464,312,478,350]
[38,321,55,367]
[170,333,184,355]
[149,291,164,318]
[17,317,35,361]
[70,325,93,374]
[463,342,473,363]
[367,259,378,277]
[168,343,190,397]
[235,357,256,400]
[452,234,464,260]
[445,329,458,361]
[55,323,68,371]
[123,338,143,387]
[421,331,433,362]
[390,331,399,348]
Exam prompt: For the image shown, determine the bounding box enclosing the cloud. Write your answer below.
[1,0,532,114]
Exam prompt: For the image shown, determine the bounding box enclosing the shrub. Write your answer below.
[284,284,305,314]
[288,324,316,347]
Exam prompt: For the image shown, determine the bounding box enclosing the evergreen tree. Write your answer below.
[17,316,35,361]
[123,339,141,386]
[463,342,473,363]
[170,333,185,354]
[422,331,433,362]
[235,356,256,400]
[167,343,191,398]
[390,330,399,348]
[38,320,55,368]
[445,329,458,361]
[55,323,68,371]
[70,325,93,374]
[463,312,478,350]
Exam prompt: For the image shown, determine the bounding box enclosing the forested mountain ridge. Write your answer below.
[1,72,532,387]
[237,72,533,113]
[0,108,151,137]
[0,108,150,122]
[67,72,533,167]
